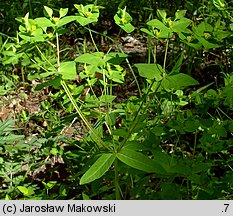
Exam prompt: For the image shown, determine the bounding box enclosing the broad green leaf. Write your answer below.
[135,63,163,80]
[98,95,116,103]
[123,141,149,151]
[57,16,77,27]
[117,148,166,174]
[75,52,105,66]
[157,9,167,22]
[194,22,213,36]
[76,16,97,26]
[185,41,202,49]
[175,10,187,20]
[195,36,220,49]
[44,6,53,18]
[80,153,116,185]
[172,18,192,33]
[213,29,231,42]
[140,28,155,37]
[18,33,44,42]
[162,73,199,90]
[74,4,101,26]
[59,8,68,18]
[42,181,57,189]
[112,128,128,137]
[147,19,167,30]
[17,186,35,196]
[106,52,128,64]
[118,23,135,33]
[192,162,212,173]
[59,61,76,80]
[35,17,54,28]
[114,7,135,33]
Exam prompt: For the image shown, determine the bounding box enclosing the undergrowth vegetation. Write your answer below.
[0,0,232,200]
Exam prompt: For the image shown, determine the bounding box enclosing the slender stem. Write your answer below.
[118,80,161,150]
[56,32,60,67]
[35,45,55,69]
[163,38,169,77]
[114,159,121,200]
[55,32,107,149]
[148,35,151,64]
[61,80,107,149]
[83,27,142,98]
[153,39,157,63]
[28,0,33,18]
[89,28,99,52]
[125,57,142,98]
[193,130,197,155]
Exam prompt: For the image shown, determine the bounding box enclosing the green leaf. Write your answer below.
[230,23,233,31]
[175,10,187,20]
[118,23,135,33]
[23,13,30,26]
[98,95,116,103]
[172,18,192,33]
[5,195,11,200]
[213,0,227,10]
[44,6,53,18]
[195,36,220,49]
[75,52,105,66]
[147,19,167,30]
[114,7,135,33]
[106,52,128,64]
[135,63,163,80]
[59,8,68,18]
[17,186,35,196]
[57,16,77,27]
[157,9,167,22]
[162,73,199,90]
[74,4,101,26]
[171,50,184,74]
[80,153,116,185]
[140,28,155,37]
[117,148,166,174]
[42,181,57,189]
[59,61,76,80]
[82,193,91,200]
[35,17,54,28]
[161,183,182,199]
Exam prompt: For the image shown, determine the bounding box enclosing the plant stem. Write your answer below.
[148,35,151,64]
[114,159,121,200]
[163,38,169,77]
[89,28,99,52]
[119,80,161,150]
[55,32,107,149]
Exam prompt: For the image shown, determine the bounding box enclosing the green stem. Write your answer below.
[88,28,99,52]
[163,38,169,77]
[118,80,161,150]
[56,32,60,67]
[54,32,107,149]
[83,27,142,98]
[125,57,142,98]
[148,35,151,64]
[114,159,121,200]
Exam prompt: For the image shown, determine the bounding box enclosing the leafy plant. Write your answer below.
[0,2,232,200]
